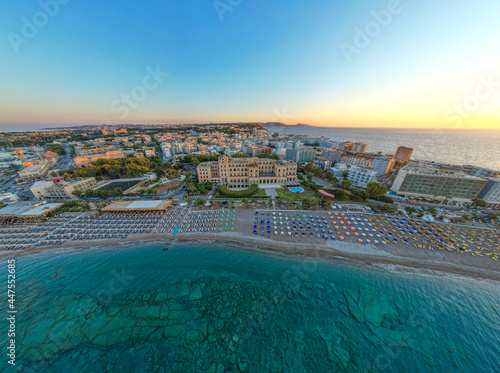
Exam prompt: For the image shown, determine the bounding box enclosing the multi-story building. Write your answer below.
[391,164,487,200]
[17,162,51,182]
[322,149,343,164]
[31,178,97,199]
[478,177,500,201]
[286,148,315,163]
[246,146,264,157]
[313,159,331,171]
[73,149,126,167]
[348,166,379,188]
[394,146,413,163]
[74,145,116,156]
[372,157,395,175]
[340,155,373,168]
[351,142,368,154]
[197,155,297,188]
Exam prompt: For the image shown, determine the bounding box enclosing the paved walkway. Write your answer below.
[265,189,278,197]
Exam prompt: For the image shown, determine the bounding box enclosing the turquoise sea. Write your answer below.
[2,242,500,372]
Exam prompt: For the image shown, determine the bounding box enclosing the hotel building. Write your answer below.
[394,146,414,163]
[391,164,487,200]
[197,155,297,188]
[31,178,97,199]
[347,166,379,188]
[372,157,396,175]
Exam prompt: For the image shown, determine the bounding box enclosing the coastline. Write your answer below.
[3,232,499,282]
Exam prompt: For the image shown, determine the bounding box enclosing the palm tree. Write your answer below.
[187,184,197,195]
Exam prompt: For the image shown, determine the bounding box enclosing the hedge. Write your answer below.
[218,184,259,198]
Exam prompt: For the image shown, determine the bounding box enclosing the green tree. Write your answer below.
[187,184,197,195]
[341,179,351,189]
[405,206,417,214]
[71,189,82,197]
[351,190,369,201]
[304,163,316,173]
[366,182,387,199]
[342,171,349,179]
[114,187,123,196]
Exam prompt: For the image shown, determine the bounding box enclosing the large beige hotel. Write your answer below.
[197,155,298,188]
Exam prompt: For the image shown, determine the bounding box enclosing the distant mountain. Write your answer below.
[259,122,313,128]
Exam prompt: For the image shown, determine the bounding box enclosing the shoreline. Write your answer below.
[3,232,499,282]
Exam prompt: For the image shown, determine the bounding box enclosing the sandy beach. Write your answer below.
[2,206,499,282]
[0,233,500,281]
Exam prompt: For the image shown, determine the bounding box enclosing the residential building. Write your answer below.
[329,163,349,177]
[340,155,373,168]
[313,159,331,171]
[394,146,413,163]
[298,149,315,163]
[73,149,126,167]
[17,162,51,182]
[74,145,116,156]
[347,166,379,188]
[478,177,500,201]
[351,142,368,153]
[322,149,343,164]
[286,148,315,163]
[391,164,487,200]
[246,146,264,157]
[197,155,297,188]
[372,157,395,175]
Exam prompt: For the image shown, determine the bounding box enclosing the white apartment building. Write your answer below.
[478,177,500,202]
[372,157,395,175]
[340,156,373,168]
[347,166,379,188]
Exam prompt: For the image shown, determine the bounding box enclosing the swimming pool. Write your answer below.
[288,187,304,193]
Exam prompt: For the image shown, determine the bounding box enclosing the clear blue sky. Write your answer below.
[1,0,499,129]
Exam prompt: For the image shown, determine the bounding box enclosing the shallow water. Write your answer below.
[2,242,500,372]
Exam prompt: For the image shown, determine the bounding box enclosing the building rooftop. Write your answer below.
[32,180,54,188]
[404,167,484,180]
[25,164,45,172]
[101,200,172,211]
[0,203,64,217]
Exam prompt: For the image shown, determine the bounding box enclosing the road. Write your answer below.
[311,177,334,189]
[53,146,73,171]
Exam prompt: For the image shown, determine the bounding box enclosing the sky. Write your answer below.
[1,0,500,130]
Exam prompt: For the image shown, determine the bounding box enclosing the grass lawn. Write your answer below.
[255,189,269,198]
[276,187,321,201]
